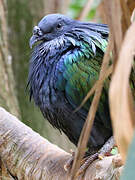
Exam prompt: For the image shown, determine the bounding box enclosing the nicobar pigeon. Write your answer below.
[28,14,113,168]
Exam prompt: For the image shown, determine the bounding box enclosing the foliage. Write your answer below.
[111,147,118,155]
[68,0,100,20]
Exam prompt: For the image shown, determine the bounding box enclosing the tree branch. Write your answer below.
[0,107,123,179]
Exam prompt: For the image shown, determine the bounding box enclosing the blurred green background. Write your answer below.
[0,0,100,152]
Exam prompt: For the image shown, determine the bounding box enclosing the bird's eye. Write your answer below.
[57,23,62,29]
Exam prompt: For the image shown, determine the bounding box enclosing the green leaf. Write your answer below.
[86,9,96,20]
[111,147,118,155]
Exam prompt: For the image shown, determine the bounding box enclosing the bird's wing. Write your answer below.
[55,31,109,114]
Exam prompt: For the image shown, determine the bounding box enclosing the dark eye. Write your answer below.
[57,23,62,29]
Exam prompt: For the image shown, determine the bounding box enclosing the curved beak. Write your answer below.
[29,35,39,49]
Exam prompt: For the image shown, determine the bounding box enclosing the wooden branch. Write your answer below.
[0,107,123,179]
[126,0,135,15]
[109,21,135,162]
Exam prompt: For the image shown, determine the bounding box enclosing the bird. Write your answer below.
[28,14,114,173]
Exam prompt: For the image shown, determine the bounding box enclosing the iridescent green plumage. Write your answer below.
[56,33,108,112]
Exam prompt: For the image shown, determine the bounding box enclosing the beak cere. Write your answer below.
[29,26,44,48]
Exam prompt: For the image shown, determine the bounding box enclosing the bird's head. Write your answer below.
[29,14,76,48]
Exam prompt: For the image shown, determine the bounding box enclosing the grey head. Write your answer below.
[29,14,77,48]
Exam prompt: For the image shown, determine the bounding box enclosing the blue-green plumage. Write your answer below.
[28,14,112,154]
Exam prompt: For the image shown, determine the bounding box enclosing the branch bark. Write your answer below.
[0,107,123,179]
